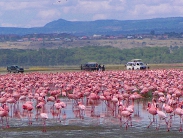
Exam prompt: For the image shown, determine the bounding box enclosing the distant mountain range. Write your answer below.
[1,17,183,36]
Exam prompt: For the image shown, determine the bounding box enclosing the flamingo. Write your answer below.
[78,102,86,119]
[156,104,169,131]
[40,113,48,132]
[118,104,132,130]
[36,100,46,120]
[47,96,56,113]
[0,104,9,128]
[53,100,63,122]
[6,97,16,117]
[22,101,33,125]
[19,95,26,101]
[162,103,174,129]
[174,103,183,132]
[0,97,6,105]
[147,102,157,129]
[111,95,119,116]
[1,69,183,132]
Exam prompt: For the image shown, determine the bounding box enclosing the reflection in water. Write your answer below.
[0,97,183,138]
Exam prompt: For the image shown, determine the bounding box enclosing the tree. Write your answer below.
[150,30,155,40]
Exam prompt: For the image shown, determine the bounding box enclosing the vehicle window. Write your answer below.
[127,63,134,66]
[88,64,95,67]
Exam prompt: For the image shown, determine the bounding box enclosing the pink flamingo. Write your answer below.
[47,96,56,113]
[156,104,169,131]
[53,100,63,122]
[0,104,9,128]
[36,100,46,120]
[78,102,86,119]
[19,95,26,102]
[118,104,132,130]
[174,103,183,132]
[22,101,33,125]
[147,102,157,129]
[0,97,6,105]
[2,69,183,131]
[40,113,48,132]
[111,95,119,116]
[6,97,16,117]
[162,103,174,129]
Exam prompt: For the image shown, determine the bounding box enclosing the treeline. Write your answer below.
[0,46,183,67]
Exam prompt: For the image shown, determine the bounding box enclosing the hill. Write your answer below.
[44,17,183,35]
[0,17,183,35]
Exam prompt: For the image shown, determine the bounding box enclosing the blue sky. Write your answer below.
[0,0,183,28]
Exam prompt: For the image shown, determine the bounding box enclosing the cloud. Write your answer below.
[0,23,18,27]
[33,9,62,27]
[123,1,183,19]
[37,9,61,19]
[0,1,43,10]
[64,0,126,21]
[0,0,183,27]
[92,14,108,20]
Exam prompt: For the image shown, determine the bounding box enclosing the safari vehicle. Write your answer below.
[125,59,149,70]
[81,62,105,71]
[7,65,24,73]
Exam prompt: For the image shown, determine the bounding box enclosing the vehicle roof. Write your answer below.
[127,61,144,64]
[86,62,98,64]
[131,59,142,62]
[135,61,144,63]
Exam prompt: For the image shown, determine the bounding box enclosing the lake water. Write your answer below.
[0,97,183,138]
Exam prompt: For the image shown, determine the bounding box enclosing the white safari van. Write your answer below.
[125,59,149,70]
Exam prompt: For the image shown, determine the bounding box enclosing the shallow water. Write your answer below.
[1,98,183,138]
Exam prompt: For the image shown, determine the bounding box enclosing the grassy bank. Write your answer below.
[1,63,183,73]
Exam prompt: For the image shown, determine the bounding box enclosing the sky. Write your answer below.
[0,0,183,28]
